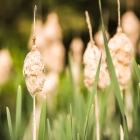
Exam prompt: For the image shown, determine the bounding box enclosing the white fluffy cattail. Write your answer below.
[23,44,45,97]
[83,11,110,91]
[108,27,134,90]
[108,0,134,91]
[83,42,110,90]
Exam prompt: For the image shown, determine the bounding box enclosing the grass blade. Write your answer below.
[15,85,22,140]
[87,54,102,116]
[47,119,52,140]
[68,52,75,96]
[77,133,80,140]
[38,97,47,140]
[66,115,71,140]
[70,103,73,140]
[6,107,13,140]
[98,0,129,138]
[100,84,112,125]
[133,58,140,82]
[84,54,102,139]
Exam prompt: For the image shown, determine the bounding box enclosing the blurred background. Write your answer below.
[0,0,140,139]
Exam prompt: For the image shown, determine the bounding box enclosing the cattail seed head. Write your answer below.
[108,27,134,67]
[108,27,134,90]
[83,42,110,91]
[23,45,45,97]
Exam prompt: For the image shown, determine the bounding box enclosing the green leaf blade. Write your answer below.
[133,58,140,82]
[47,119,52,140]
[84,54,102,139]
[38,97,47,140]
[87,54,102,116]
[15,85,22,140]
[98,0,129,138]
[6,107,13,140]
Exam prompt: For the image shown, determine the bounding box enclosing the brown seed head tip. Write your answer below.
[116,27,122,34]
[23,45,45,97]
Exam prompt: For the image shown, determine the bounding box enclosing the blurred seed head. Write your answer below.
[69,37,84,86]
[94,29,110,51]
[70,37,84,63]
[0,49,12,85]
[42,41,66,73]
[39,72,59,98]
[121,11,140,49]
[43,12,62,41]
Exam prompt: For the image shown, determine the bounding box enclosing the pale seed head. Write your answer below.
[108,27,134,90]
[23,45,45,97]
[121,11,140,48]
[83,42,110,91]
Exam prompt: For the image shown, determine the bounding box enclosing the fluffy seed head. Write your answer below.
[23,45,45,97]
[83,42,110,91]
[108,27,134,90]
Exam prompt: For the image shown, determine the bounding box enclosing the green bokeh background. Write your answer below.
[0,0,140,139]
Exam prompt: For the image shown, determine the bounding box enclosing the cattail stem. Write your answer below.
[95,93,100,140]
[117,0,121,28]
[33,5,37,37]
[33,95,36,140]
[32,5,37,45]
[85,11,94,43]
[120,91,124,140]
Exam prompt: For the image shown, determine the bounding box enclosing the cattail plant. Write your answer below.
[83,11,110,140]
[108,1,134,91]
[108,0,134,139]
[23,5,45,140]
[121,11,140,53]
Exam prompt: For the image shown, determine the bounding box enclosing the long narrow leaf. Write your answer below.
[47,119,52,140]
[66,115,71,140]
[77,133,80,140]
[68,52,75,96]
[87,54,102,116]
[38,97,47,140]
[15,85,22,140]
[6,107,13,140]
[98,0,129,138]
[133,58,140,82]
[70,103,73,140]
[100,84,112,125]
[84,54,102,139]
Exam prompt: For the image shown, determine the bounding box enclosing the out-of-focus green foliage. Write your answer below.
[0,0,140,139]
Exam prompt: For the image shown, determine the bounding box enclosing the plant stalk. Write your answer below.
[33,95,36,140]
[95,93,100,140]
[120,91,124,140]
